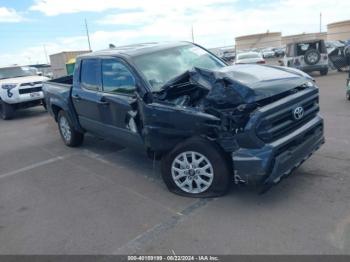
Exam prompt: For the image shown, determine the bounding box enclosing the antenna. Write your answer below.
[320,12,322,33]
[191,24,195,43]
[85,19,92,51]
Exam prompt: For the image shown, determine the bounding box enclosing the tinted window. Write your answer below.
[80,59,101,91]
[102,59,136,95]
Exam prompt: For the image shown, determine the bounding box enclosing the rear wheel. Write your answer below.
[0,100,15,120]
[57,110,84,147]
[161,137,232,197]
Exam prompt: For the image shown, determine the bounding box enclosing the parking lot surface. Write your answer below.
[0,70,350,255]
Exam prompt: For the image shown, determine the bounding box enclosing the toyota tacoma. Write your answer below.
[43,42,325,197]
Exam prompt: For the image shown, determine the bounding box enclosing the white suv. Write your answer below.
[0,66,49,120]
[283,39,329,76]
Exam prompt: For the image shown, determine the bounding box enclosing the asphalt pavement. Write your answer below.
[0,70,350,255]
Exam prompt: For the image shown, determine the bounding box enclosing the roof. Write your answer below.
[79,41,192,59]
[235,32,281,41]
[287,39,325,44]
[282,32,326,39]
[328,19,350,28]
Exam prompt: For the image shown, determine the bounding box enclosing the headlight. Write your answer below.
[1,84,17,90]
[306,81,315,87]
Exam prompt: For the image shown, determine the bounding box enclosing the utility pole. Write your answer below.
[85,19,92,51]
[320,12,322,33]
[191,25,195,43]
[43,45,49,64]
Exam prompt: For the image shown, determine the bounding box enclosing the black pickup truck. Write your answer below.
[43,42,325,197]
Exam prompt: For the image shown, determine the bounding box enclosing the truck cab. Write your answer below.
[0,66,49,119]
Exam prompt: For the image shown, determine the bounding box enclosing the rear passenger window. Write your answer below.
[80,59,101,91]
[102,59,136,95]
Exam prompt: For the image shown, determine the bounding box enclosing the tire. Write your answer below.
[42,100,47,111]
[57,110,84,147]
[320,68,328,76]
[304,49,321,65]
[0,100,15,120]
[161,137,232,198]
[346,92,350,101]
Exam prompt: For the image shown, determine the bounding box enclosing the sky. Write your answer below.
[0,0,349,66]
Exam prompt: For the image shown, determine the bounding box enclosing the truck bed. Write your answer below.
[43,75,73,118]
[47,75,73,86]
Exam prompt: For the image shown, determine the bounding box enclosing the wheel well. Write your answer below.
[51,105,63,121]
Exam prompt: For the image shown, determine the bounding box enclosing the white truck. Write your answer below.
[0,66,49,120]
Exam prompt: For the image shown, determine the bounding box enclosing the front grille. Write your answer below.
[256,88,319,143]
[20,81,42,87]
[19,86,42,94]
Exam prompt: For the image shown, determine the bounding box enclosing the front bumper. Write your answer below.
[296,64,328,72]
[232,115,324,187]
[1,87,44,104]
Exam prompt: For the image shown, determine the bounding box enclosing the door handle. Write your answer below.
[99,98,109,106]
[72,94,81,101]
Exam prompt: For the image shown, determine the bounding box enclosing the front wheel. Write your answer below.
[0,100,15,120]
[57,110,84,147]
[161,137,232,198]
[320,68,328,76]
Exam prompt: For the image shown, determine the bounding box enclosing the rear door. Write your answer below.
[98,58,143,148]
[72,58,104,135]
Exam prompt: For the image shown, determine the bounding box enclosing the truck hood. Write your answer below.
[156,64,314,110]
[0,75,49,85]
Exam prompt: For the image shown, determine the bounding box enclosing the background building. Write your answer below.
[327,20,350,41]
[49,51,91,78]
[235,32,282,51]
[282,32,327,45]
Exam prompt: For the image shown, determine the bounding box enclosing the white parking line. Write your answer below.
[0,155,71,179]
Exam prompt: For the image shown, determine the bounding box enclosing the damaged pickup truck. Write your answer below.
[43,42,325,197]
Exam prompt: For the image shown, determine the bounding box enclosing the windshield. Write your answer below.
[237,53,261,60]
[132,44,226,91]
[0,66,37,80]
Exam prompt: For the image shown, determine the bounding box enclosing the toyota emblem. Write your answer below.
[293,106,304,120]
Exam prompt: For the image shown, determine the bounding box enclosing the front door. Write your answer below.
[98,58,143,149]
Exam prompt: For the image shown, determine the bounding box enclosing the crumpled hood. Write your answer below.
[187,65,313,107]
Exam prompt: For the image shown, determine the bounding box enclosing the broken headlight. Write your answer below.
[1,83,17,90]
[1,84,17,98]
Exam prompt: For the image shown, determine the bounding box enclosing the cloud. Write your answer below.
[0,7,24,23]
[29,0,235,16]
[2,0,350,66]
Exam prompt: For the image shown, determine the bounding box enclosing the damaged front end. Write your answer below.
[129,65,324,189]
[131,67,263,155]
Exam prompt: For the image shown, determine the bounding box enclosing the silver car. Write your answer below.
[235,52,266,64]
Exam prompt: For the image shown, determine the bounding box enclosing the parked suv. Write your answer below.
[0,66,49,119]
[283,39,328,75]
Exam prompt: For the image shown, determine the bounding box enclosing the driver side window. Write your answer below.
[101,59,136,95]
